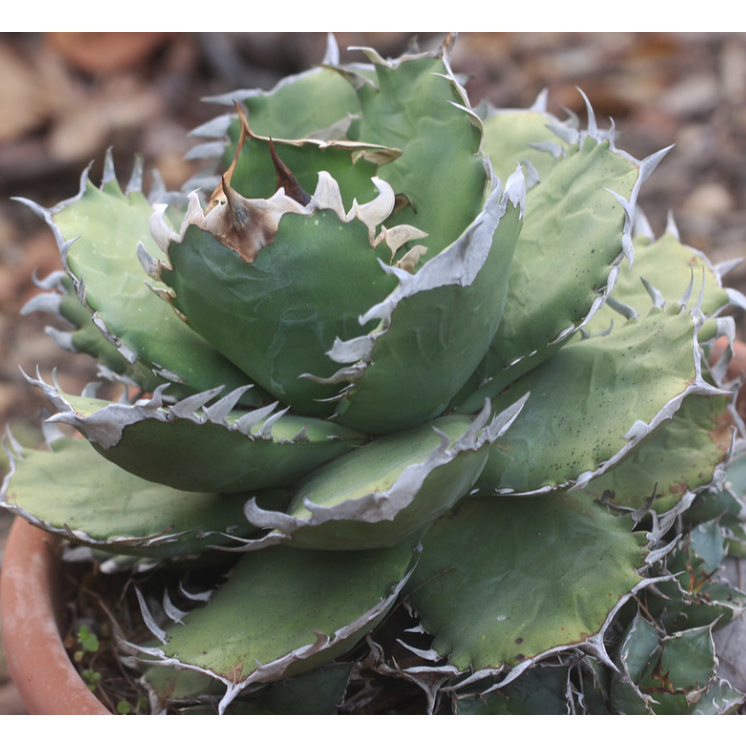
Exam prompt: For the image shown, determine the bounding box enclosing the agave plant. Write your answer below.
[4,34,746,714]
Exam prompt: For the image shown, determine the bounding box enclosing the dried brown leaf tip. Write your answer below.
[269,139,311,207]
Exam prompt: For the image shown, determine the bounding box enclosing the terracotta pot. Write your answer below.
[0,518,110,714]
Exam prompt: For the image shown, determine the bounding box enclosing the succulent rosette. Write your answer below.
[4,35,746,714]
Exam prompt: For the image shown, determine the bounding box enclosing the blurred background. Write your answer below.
[1,31,746,713]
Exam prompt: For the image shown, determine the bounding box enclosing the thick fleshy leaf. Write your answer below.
[160,211,399,418]
[610,616,744,714]
[585,231,731,337]
[405,493,648,674]
[0,436,271,558]
[235,400,525,551]
[353,43,486,254]
[30,174,257,400]
[27,374,366,494]
[477,302,726,495]
[136,540,418,714]
[331,174,524,433]
[583,393,735,512]
[455,132,650,411]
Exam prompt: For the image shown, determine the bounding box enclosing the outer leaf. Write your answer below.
[478,303,726,495]
[584,231,731,337]
[0,436,269,558]
[136,540,418,714]
[28,172,257,401]
[455,133,649,411]
[27,374,366,494]
[405,493,647,675]
[583,393,734,513]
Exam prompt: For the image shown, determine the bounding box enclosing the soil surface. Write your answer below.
[2,32,746,714]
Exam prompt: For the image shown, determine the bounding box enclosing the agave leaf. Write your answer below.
[0,436,273,557]
[160,211,399,417]
[477,301,727,495]
[455,664,571,715]
[405,492,647,679]
[135,540,418,714]
[236,400,525,551]
[582,393,734,513]
[331,172,524,433]
[478,99,570,185]
[585,231,731,336]
[455,131,652,411]
[32,172,259,402]
[351,44,486,255]
[610,617,744,714]
[27,374,366,494]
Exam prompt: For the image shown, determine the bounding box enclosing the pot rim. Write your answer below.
[0,516,111,715]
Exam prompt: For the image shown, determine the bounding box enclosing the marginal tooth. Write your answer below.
[607,117,617,148]
[678,267,695,308]
[126,154,144,195]
[32,269,68,291]
[665,211,680,240]
[545,122,579,146]
[348,177,396,244]
[326,336,376,364]
[716,257,744,277]
[163,590,187,625]
[179,582,212,603]
[149,203,180,253]
[184,142,228,161]
[168,386,225,419]
[309,171,346,220]
[530,140,565,158]
[101,147,116,186]
[59,237,77,268]
[44,327,76,352]
[606,296,639,321]
[639,145,674,186]
[135,588,168,644]
[203,385,253,424]
[188,114,233,139]
[577,88,598,139]
[292,425,309,443]
[322,32,340,66]
[41,419,65,448]
[269,139,311,206]
[81,381,102,399]
[726,286,746,312]
[145,283,175,303]
[376,223,428,258]
[140,383,170,409]
[148,169,167,204]
[21,293,64,319]
[641,277,666,309]
[396,245,428,273]
[633,208,654,239]
[137,241,161,279]
[256,406,289,440]
[299,365,365,386]
[530,89,549,112]
[235,401,280,436]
